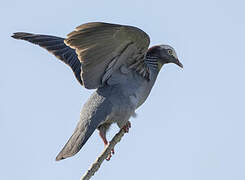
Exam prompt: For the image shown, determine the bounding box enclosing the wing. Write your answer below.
[65,22,150,89]
[12,32,83,85]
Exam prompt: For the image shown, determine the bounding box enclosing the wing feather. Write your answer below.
[65,22,150,89]
[12,32,83,85]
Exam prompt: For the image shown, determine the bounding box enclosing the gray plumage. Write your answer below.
[12,22,182,161]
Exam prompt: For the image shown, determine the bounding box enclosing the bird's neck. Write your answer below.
[145,55,161,74]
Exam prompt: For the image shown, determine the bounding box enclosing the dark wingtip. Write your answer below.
[11,32,33,39]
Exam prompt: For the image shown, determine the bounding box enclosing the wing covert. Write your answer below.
[65,22,150,89]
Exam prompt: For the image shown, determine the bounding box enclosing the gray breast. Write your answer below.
[106,67,159,109]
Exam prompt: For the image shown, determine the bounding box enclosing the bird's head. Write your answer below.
[146,45,183,69]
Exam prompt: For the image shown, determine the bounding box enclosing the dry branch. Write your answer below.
[81,128,126,180]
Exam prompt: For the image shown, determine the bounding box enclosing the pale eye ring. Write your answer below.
[168,49,173,55]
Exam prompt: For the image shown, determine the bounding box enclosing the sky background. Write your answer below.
[1,0,245,179]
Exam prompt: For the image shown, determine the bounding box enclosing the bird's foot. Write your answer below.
[106,121,131,160]
[99,130,115,161]
[106,148,115,161]
[122,121,131,133]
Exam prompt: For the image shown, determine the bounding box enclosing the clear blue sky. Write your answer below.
[1,0,245,179]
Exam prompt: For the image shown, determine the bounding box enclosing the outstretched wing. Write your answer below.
[65,22,150,89]
[12,33,83,85]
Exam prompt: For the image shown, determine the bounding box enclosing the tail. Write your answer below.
[56,92,112,161]
[55,118,95,161]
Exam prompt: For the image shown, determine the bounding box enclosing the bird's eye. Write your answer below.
[168,49,173,55]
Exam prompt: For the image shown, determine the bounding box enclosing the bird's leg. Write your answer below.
[122,121,131,133]
[99,126,114,161]
[99,130,108,145]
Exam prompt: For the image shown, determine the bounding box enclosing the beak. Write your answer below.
[175,59,183,68]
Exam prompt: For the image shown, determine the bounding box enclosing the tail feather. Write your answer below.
[56,120,93,161]
[56,91,112,161]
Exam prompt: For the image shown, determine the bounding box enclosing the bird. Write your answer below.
[12,22,183,161]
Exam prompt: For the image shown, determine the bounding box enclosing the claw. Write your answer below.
[106,153,112,161]
[122,121,131,133]
[106,148,115,161]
